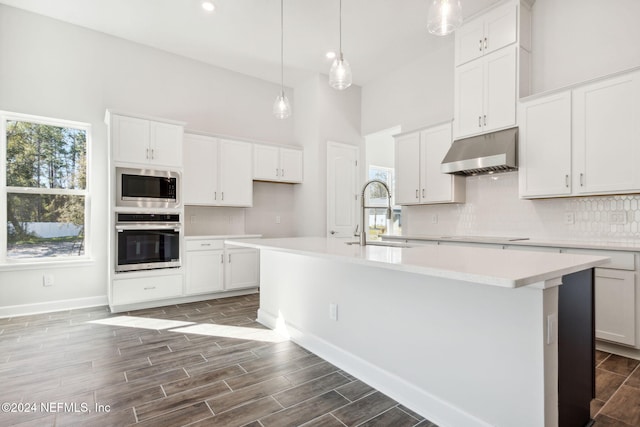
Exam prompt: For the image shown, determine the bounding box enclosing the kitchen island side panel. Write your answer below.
[257,249,558,427]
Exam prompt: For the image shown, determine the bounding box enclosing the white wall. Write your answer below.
[293,74,363,237]
[531,0,640,94]
[0,5,298,313]
[365,126,400,171]
[361,42,455,136]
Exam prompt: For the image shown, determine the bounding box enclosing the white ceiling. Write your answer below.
[0,0,500,87]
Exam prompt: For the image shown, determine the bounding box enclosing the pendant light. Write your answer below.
[273,0,291,119]
[427,0,463,36]
[329,0,352,90]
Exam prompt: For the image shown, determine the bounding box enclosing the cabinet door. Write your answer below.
[395,132,421,205]
[185,250,225,295]
[421,123,463,203]
[225,248,259,290]
[519,91,572,198]
[111,115,150,164]
[253,145,280,181]
[484,46,517,133]
[219,139,253,206]
[280,148,303,183]
[112,274,183,305]
[482,3,517,57]
[573,71,640,194]
[595,268,636,346]
[455,17,485,66]
[149,121,183,168]
[183,134,218,205]
[454,60,484,138]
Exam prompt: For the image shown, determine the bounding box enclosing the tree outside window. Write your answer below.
[367,165,401,238]
[2,113,89,260]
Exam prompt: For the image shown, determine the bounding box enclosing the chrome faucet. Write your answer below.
[360,179,392,246]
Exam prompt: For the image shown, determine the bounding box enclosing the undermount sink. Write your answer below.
[344,241,412,248]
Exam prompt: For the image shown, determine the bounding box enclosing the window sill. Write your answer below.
[0,257,96,272]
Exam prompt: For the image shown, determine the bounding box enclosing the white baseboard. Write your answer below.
[257,309,491,427]
[0,296,108,318]
[109,289,258,313]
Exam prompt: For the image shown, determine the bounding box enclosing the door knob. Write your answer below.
[330,230,336,235]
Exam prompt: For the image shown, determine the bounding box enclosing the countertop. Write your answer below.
[185,234,261,240]
[381,234,640,252]
[226,237,608,289]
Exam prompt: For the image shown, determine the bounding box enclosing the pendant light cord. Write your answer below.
[280,0,284,94]
[339,0,342,55]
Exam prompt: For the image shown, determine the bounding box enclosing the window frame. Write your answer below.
[0,111,92,265]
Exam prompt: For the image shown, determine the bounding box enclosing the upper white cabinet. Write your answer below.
[254,144,303,183]
[573,71,640,195]
[519,69,640,198]
[183,133,253,207]
[453,0,531,139]
[454,45,517,138]
[455,2,517,66]
[395,123,465,205]
[519,91,572,198]
[110,113,183,168]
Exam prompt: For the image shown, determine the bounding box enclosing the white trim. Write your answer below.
[257,309,494,427]
[109,288,258,313]
[0,257,95,272]
[0,296,108,319]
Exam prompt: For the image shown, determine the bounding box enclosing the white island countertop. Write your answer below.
[226,237,608,288]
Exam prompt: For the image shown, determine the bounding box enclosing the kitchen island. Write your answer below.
[227,237,608,427]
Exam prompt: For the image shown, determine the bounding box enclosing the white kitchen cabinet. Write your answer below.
[519,69,640,198]
[185,239,259,295]
[225,247,259,290]
[573,71,640,195]
[110,114,183,168]
[184,240,225,296]
[454,45,517,138]
[395,123,465,205]
[518,91,572,198]
[112,274,183,306]
[595,268,636,347]
[455,2,517,66]
[183,134,253,207]
[253,144,303,183]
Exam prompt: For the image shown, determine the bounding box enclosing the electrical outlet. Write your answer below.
[329,303,338,321]
[431,214,438,224]
[275,215,281,224]
[43,274,54,287]
[564,212,574,225]
[609,212,627,225]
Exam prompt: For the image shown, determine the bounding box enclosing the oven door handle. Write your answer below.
[116,224,182,232]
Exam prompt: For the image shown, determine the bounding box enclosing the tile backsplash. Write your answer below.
[405,171,640,242]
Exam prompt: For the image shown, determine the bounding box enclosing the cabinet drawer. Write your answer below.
[112,274,183,305]
[186,239,224,251]
[560,248,635,270]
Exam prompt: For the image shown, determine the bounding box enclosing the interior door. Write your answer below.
[327,141,359,238]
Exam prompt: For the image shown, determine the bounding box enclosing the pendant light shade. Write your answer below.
[427,0,463,36]
[329,0,352,90]
[273,0,291,119]
[273,91,291,119]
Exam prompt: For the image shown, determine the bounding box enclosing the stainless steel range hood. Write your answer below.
[441,127,518,176]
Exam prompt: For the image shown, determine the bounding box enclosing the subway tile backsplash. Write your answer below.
[405,171,640,242]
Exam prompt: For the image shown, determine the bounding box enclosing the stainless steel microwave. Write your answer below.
[116,167,180,209]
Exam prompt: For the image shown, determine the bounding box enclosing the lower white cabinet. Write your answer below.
[225,248,260,290]
[112,274,183,306]
[594,268,636,346]
[185,238,259,295]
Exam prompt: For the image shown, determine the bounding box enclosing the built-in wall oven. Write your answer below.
[116,167,180,209]
[115,213,181,272]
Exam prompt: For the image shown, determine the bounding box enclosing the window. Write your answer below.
[1,112,90,261]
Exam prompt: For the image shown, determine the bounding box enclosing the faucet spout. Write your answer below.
[360,179,392,246]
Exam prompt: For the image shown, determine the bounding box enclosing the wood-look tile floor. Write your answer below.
[592,350,640,426]
[0,294,436,427]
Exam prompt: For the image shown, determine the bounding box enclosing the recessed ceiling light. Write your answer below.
[202,1,215,12]
[325,51,336,60]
